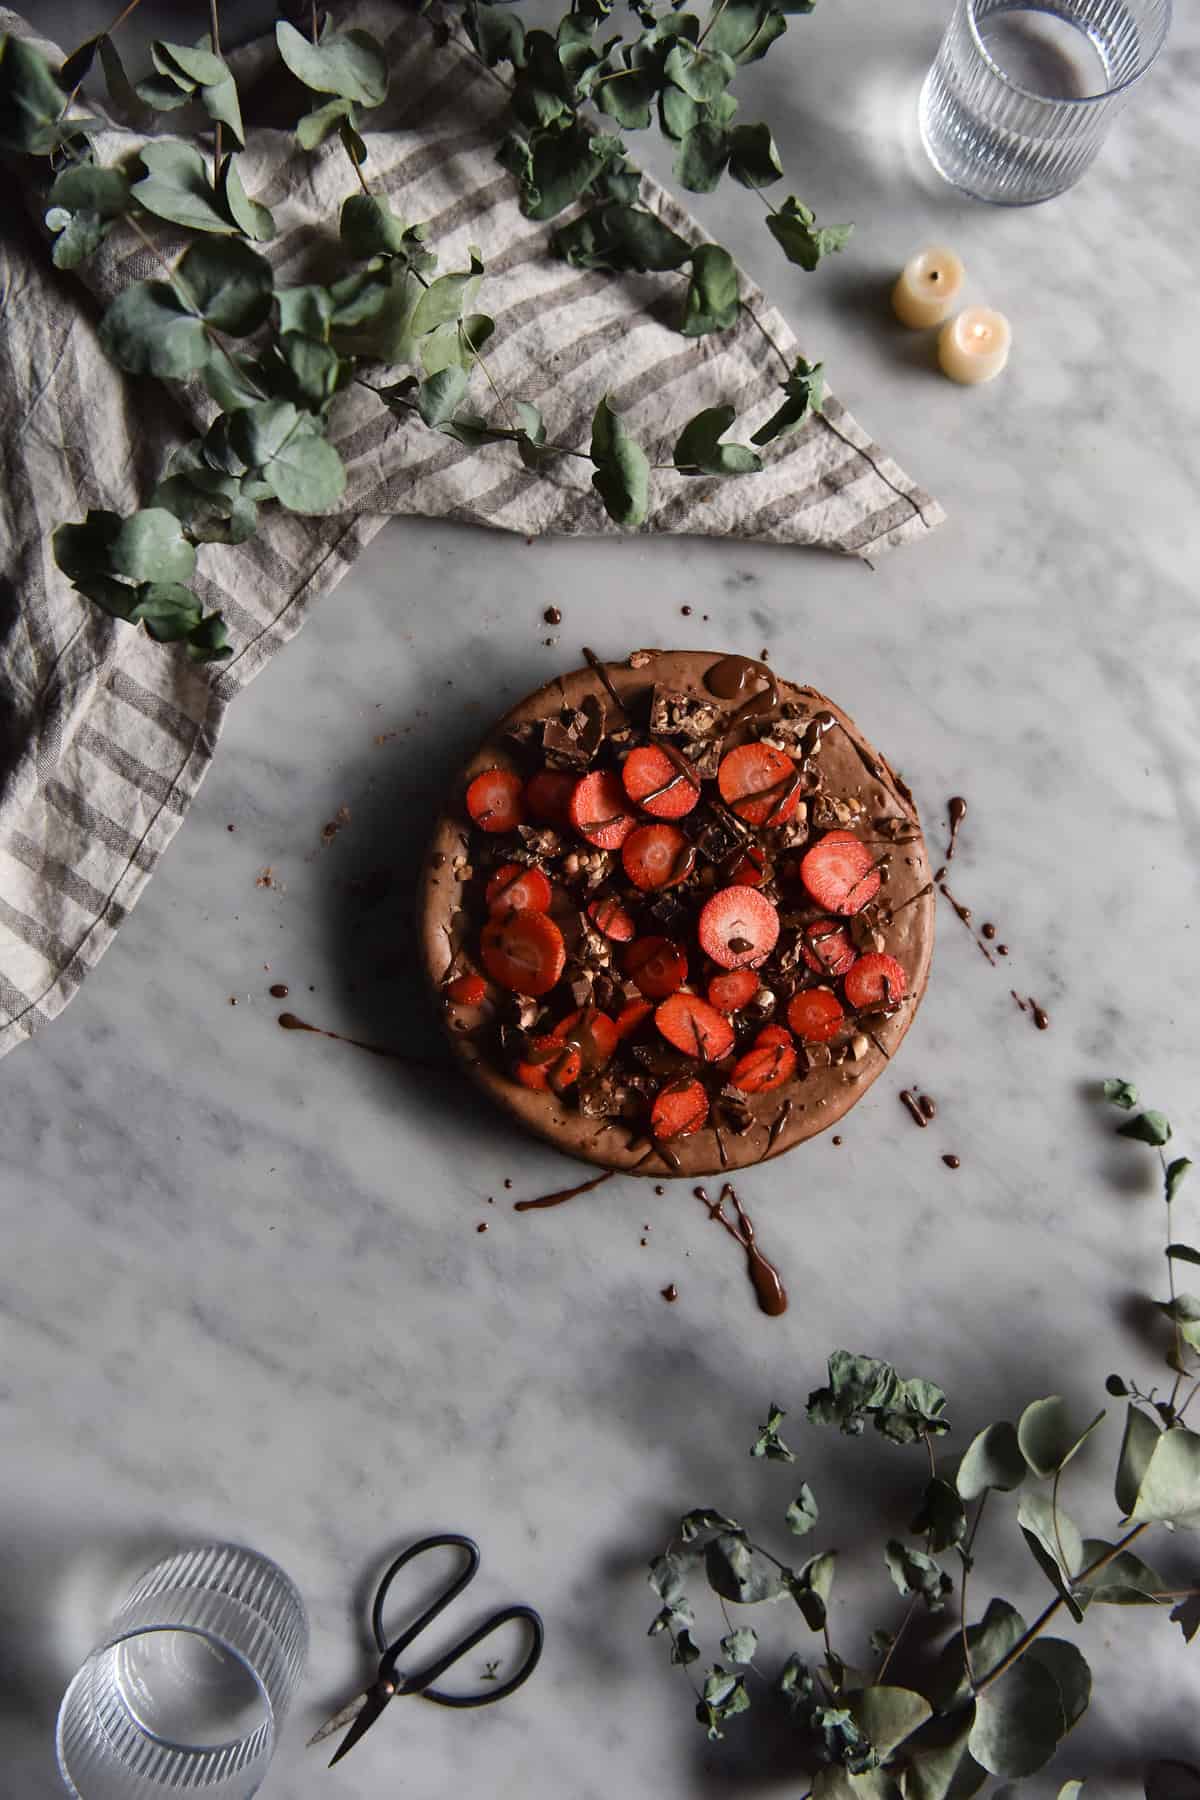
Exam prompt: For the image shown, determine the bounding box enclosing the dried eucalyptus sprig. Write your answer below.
[647,1083,1200,1797]
[0,0,834,663]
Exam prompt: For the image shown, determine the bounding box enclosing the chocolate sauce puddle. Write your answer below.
[277,1012,444,1070]
[693,1184,787,1317]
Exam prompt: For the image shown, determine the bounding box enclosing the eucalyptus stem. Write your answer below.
[209,0,223,188]
[696,0,731,46]
[957,1489,988,1689]
[1163,1150,1186,1407]
[737,301,792,380]
[61,0,147,115]
[972,1523,1150,1697]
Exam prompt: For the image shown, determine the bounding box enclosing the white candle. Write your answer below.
[937,307,1012,385]
[891,246,965,329]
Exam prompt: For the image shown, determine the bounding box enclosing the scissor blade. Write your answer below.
[327,1685,393,1769]
[307,1691,368,1749]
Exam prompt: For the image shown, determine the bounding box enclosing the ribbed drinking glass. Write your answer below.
[919,0,1172,204]
[56,1543,308,1800]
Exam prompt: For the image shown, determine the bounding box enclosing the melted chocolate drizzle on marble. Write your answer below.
[276,1012,444,1071]
[514,1168,616,1211]
[693,1184,787,1317]
[944,796,968,862]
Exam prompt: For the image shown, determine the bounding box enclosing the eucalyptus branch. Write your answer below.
[208,0,222,187]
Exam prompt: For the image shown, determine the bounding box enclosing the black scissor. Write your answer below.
[307,1534,544,1768]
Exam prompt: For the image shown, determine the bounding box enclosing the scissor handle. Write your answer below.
[372,1534,544,1709]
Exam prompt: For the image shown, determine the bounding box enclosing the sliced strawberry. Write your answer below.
[844,953,907,1010]
[551,1006,619,1068]
[614,997,654,1041]
[730,1040,797,1095]
[588,895,636,942]
[697,885,780,970]
[485,862,553,917]
[569,770,637,849]
[446,973,486,1005]
[717,743,801,827]
[516,1034,581,1093]
[622,822,694,891]
[524,767,576,826]
[466,767,524,834]
[622,745,700,819]
[798,831,880,915]
[625,936,688,1000]
[787,986,845,1044]
[707,968,760,1014]
[480,910,565,997]
[655,993,735,1062]
[729,846,767,887]
[800,918,858,977]
[755,1024,793,1049]
[651,1077,709,1140]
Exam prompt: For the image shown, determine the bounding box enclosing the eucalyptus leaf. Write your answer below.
[910,1477,966,1552]
[467,5,526,68]
[1166,1158,1193,1203]
[956,1421,1026,1502]
[766,194,853,271]
[788,1550,836,1629]
[1171,1590,1200,1642]
[410,249,485,335]
[751,354,825,446]
[968,1653,1065,1778]
[785,1483,819,1537]
[1167,1244,1200,1266]
[1116,1110,1173,1146]
[263,427,345,511]
[1059,1785,1087,1800]
[659,82,700,140]
[664,41,737,102]
[46,209,109,270]
[152,40,224,87]
[1017,1396,1105,1478]
[98,34,151,128]
[516,121,618,221]
[1017,1489,1084,1619]
[674,121,729,191]
[275,20,388,107]
[48,163,131,218]
[418,366,471,428]
[679,1508,742,1542]
[0,34,72,154]
[1103,1077,1138,1109]
[217,155,275,241]
[899,1716,988,1800]
[648,1549,694,1611]
[703,0,789,64]
[671,1627,700,1664]
[590,395,649,528]
[108,508,197,584]
[720,1626,757,1664]
[813,1771,900,1800]
[177,238,273,335]
[807,1351,948,1443]
[930,1597,1026,1709]
[673,404,761,475]
[1157,1294,1200,1352]
[185,611,233,663]
[1076,1537,1165,1605]
[885,1540,951,1612]
[1129,1423,1200,1528]
[751,1403,794,1461]
[1025,1636,1090,1732]
[340,192,413,259]
[276,285,334,340]
[1116,1402,1161,1515]
[681,243,738,336]
[695,1663,750,1739]
[98,282,210,379]
[727,121,782,188]
[554,203,691,273]
[52,510,121,583]
[704,1532,785,1604]
[594,55,656,129]
[846,1685,931,1758]
[135,75,192,111]
[262,334,343,410]
[132,139,235,234]
[296,95,354,149]
[128,581,202,642]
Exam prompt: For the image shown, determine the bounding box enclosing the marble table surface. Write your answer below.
[8,2,1200,1795]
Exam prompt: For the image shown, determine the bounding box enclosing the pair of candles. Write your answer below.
[892,249,1010,384]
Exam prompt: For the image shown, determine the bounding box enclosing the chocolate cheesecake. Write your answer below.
[419,650,935,1178]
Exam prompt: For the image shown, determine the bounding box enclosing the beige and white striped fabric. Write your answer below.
[0,3,942,1056]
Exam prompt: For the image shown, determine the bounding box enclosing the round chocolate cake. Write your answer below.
[420,650,935,1178]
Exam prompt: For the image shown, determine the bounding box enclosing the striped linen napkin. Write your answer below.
[0,2,942,1056]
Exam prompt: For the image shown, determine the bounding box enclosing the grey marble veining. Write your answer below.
[6,1,1200,1794]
